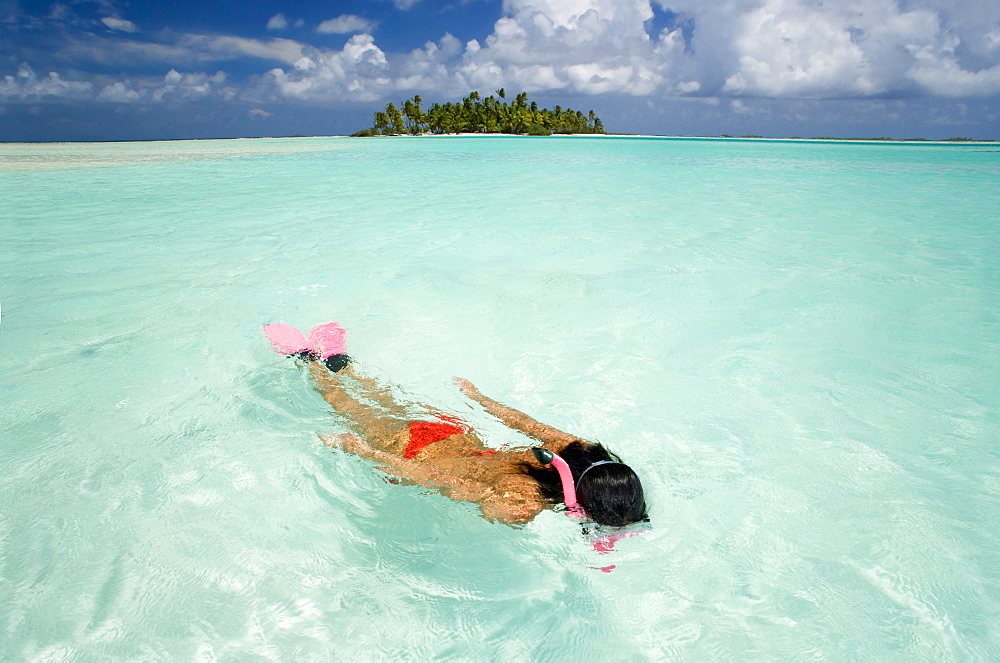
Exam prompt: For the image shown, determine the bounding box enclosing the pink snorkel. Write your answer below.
[531,447,586,519]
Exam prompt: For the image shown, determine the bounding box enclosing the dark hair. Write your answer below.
[522,441,648,527]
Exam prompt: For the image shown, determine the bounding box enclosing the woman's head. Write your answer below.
[575,461,647,527]
[525,441,648,527]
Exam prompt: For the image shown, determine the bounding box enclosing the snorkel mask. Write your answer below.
[532,447,650,553]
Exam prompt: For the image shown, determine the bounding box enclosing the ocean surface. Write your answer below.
[1,136,998,660]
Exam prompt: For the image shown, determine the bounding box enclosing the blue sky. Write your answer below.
[2,0,998,141]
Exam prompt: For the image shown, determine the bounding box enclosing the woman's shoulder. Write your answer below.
[492,470,540,493]
[481,474,545,524]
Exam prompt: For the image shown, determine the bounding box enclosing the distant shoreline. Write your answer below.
[347,132,998,144]
[2,133,996,145]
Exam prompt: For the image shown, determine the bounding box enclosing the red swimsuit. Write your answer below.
[403,414,472,459]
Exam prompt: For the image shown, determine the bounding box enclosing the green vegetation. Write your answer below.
[354,89,605,136]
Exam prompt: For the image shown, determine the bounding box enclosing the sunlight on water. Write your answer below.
[1,136,998,659]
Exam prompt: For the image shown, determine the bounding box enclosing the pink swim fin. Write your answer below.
[307,322,348,358]
[262,323,311,355]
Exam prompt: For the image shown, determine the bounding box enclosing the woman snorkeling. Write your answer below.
[264,322,648,531]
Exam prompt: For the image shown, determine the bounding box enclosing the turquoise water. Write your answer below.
[1,136,998,659]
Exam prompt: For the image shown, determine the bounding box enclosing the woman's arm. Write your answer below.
[454,378,579,451]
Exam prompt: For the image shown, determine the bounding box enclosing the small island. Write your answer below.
[352,89,605,137]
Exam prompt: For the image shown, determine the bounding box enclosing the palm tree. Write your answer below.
[412,95,424,130]
[385,102,404,134]
[402,99,415,131]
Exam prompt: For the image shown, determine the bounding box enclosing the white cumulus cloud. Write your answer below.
[0,62,93,99]
[317,15,377,35]
[267,14,304,31]
[392,34,464,92]
[719,0,876,97]
[97,80,143,102]
[662,0,1000,98]
[453,0,681,95]
[54,33,306,68]
[154,69,228,101]
[0,64,231,104]
[263,34,391,102]
[94,69,230,103]
[101,17,138,33]
[177,35,304,65]
[267,14,288,30]
[907,43,1000,96]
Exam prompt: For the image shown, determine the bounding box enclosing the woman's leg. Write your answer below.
[308,362,410,451]
[341,364,415,413]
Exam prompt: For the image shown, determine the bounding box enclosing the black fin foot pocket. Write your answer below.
[323,354,351,373]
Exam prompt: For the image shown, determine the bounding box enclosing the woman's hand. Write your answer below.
[454,377,482,401]
[320,432,369,455]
